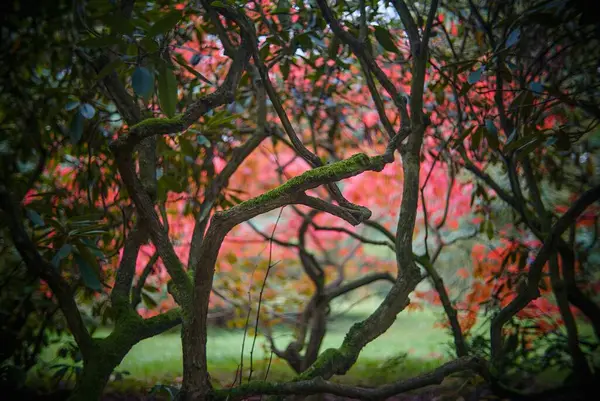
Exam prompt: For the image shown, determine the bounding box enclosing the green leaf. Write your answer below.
[65,101,80,111]
[132,67,154,99]
[96,58,124,80]
[516,137,544,160]
[159,175,183,193]
[69,111,85,144]
[157,64,178,117]
[107,14,134,35]
[140,37,159,53]
[467,66,484,84]
[142,292,158,308]
[281,60,290,80]
[80,103,95,119]
[197,135,211,147]
[486,220,494,240]
[26,209,45,227]
[179,137,195,157]
[414,253,433,269]
[147,11,182,37]
[471,126,483,149]
[51,244,73,268]
[505,28,521,48]
[327,36,341,59]
[484,120,499,150]
[190,54,201,66]
[74,252,102,291]
[144,284,160,293]
[529,81,544,95]
[374,26,400,54]
[277,0,291,29]
[259,43,270,60]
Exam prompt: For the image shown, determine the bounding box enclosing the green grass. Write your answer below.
[36,299,453,387]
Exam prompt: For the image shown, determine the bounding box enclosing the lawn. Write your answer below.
[37,298,454,388]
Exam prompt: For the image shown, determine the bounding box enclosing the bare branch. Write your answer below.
[325,273,395,301]
[391,0,420,53]
[131,252,159,309]
[311,223,395,251]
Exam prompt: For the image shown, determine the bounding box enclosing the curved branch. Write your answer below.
[131,252,159,309]
[491,183,600,362]
[215,356,487,401]
[325,273,395,302]
[0,185,94,357]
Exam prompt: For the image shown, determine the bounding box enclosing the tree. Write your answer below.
[422,0,600,389]
[1,0,598,400]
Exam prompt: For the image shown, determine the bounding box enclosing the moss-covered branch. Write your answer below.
[212,356,487,401]
[212,153,387,230]
[110,9,252,153]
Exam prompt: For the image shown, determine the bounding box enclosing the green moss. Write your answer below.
[212,381,279,400]
[232,153,377,211]
[130,115,185,133]
[296,348,347,381]
[369,155,387,171]
[341,320,367,351]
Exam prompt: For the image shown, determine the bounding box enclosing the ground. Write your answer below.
[21,300,587,401]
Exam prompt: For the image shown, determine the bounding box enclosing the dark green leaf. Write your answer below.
[144,284,160,293]
[147,11,182,37]
[142,292,158,308]
[51,244,72,268]
[327,36,341,59]
[132,67,154,99]
[96,58,124,80]
[26,209,45,227]
[467,66,484,84]
[460,83,472,96]
[159,175,183,193]
[281,60,290,80]
[516,137,544,159]
[529,81,544,95]
[74,253,102,291]
[69,111,85,144]
[484,120,499,150]
[505,28,521,48]
[374,26,400,54]
[140,37,159,53]
[190,54,201,66]
[277,0,291,29]
[486,220,494,240]
[157,64,178,117]
[107,14,134,35]
[259,43,270,61]
[471,126,483,149]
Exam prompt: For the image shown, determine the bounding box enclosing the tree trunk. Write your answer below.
[67,344,125,401]
[181,306,212,400]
